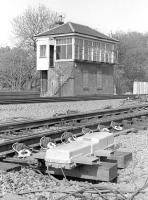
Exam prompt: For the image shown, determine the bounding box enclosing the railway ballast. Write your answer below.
[1,100,148,199]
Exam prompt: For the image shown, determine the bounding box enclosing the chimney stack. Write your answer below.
[55,15,64,26]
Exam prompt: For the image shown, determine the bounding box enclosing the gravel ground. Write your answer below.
[0,99,142,123]
[1,129,148,200]
[114,130,148,199]
[0,99,148,200]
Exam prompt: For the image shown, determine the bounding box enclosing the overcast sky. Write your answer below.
[1,0,148,47]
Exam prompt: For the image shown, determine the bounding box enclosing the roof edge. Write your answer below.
[34,21,119,42]
[35,32,118,43]
[73,31,119,42]
[68,22,75,32]
[34,23,67,37]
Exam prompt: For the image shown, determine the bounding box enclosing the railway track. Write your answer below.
[0,100,148,200]
[0,103,148,157]
[0,91,144,104]
[0,103,146,133]
[0,102,148,185]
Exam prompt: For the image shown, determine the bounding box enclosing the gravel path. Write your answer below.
[0,99,141,123]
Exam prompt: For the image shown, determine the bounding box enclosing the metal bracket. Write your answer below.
[72,155,100,165]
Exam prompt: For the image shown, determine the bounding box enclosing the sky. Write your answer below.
[1,0,148,47]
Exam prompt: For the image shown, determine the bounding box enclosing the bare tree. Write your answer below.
[12,4,60,51]
[0,47,39,90]
[8,4,62,91]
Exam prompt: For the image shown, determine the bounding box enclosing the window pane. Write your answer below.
[111,44,115,63]
[56,45,68,59]
[75,44,79,59]
[61,45,66,59]
[56,46,61,59]
[63,39,66,44]
[84,40,88,60]
[74,38,78,59]
[56,39,59,45]
[40,45,46,57]
[67,44,72,59]
[101,43,106,62]
[92,42,96,61]
[75,38,83,60]
[79,40,83,60]
[79,46,83,60]
[67,38,72,44]
[96,43,100,62]
[56,37,72,60]
[88,41,92,61]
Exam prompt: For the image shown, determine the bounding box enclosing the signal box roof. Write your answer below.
[35,22,118,42]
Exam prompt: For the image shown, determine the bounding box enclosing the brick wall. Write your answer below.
[102,64,114,94]
[54,61,74,74]
[45,61,114,96]
[74,62,114,95]
[53,61,75,96]
[40,70,48,95]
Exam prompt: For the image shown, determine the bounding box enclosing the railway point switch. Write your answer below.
[45,131,114,167]
[44,131,132,181]
[6,130,132,182]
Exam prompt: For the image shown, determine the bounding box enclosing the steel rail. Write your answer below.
[0,103,147,133]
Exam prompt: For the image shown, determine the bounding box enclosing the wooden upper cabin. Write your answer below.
[35,22,118,96]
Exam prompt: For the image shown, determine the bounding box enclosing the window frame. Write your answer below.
[74,37,116,64]
[56,37,73,61]
[75,38,84,60]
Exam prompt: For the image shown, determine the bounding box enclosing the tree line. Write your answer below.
[0,4,148,93]
[112,32,148,94]
[0,5,59,91]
